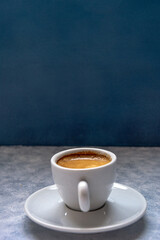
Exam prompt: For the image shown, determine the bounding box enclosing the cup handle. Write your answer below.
[78,181,90,212]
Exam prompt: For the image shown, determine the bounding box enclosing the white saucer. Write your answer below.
[24,183,147,234]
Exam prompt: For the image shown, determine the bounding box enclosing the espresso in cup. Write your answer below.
[57,152,111,169]
[51,148,116,212]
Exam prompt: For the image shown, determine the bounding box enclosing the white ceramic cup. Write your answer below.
[51,148,117,212]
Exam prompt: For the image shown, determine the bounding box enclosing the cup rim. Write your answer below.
[51,147,117,171]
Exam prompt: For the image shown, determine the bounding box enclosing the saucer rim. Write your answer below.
[24,183,147,234]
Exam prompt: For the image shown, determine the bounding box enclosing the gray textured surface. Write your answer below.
[0,146,160,240]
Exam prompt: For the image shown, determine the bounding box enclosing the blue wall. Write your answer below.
[0,1,160,146]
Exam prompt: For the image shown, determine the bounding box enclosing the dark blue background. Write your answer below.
[0,0,160,146]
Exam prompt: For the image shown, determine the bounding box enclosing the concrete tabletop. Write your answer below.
[0,146,159,240]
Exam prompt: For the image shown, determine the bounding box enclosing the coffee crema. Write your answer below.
[57,152,111,169]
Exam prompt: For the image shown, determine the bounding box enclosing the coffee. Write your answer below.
[51,148,117,211]
[57,152,111,169]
